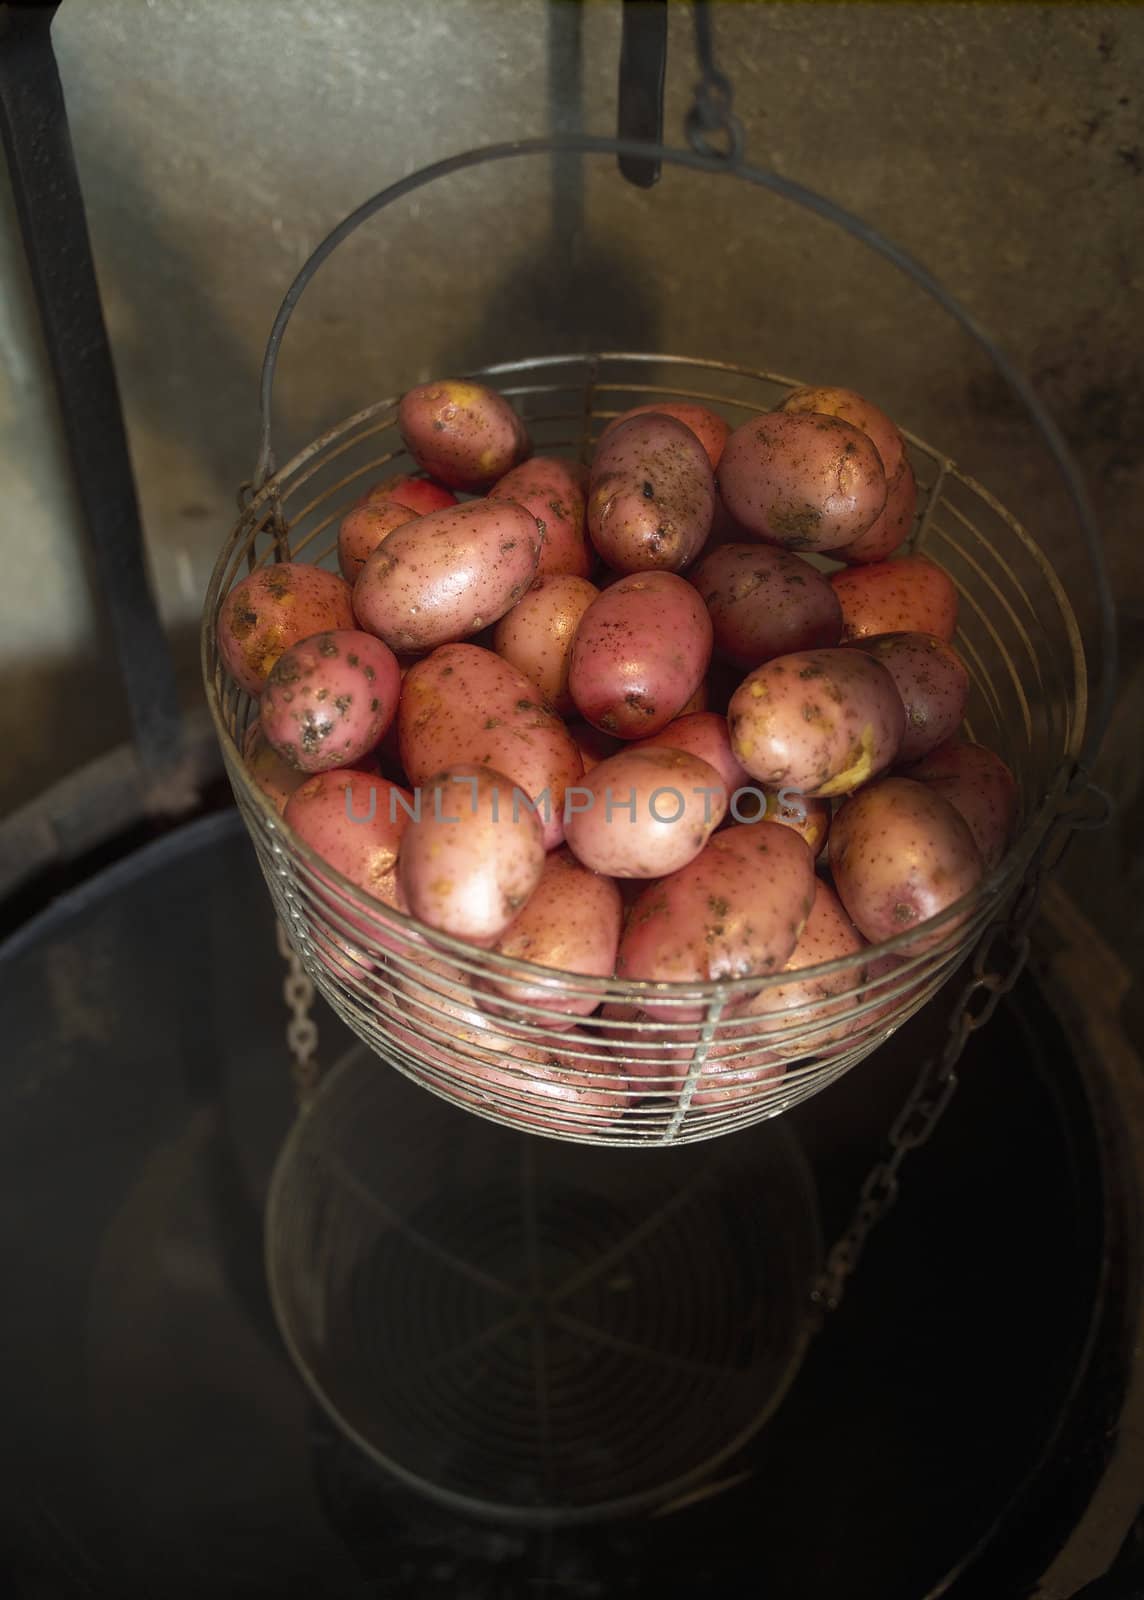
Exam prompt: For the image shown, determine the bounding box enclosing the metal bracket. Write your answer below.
[0,2,185,785]
[617,0,668,187]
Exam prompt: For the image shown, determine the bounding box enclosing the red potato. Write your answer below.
[587,413,715,573]
[284,769,411,919]
[568,571,713,739]
[568,721,622,774]
[750,788,832,858]
[218,563,354,696]
[679,678,709,715]
[730,879,866,1060]
[477,848,624,1022]
[563,746,727,878]
[631,711,749,795]
[717,412,887,553]
[492,574,599,713]
[488,457,592,579]
[426,1040,630,1134]
[691,542,843,668]
[397,765,546,945]
[616,822,816,1020]
[360,472,457,517]
[398,644,583,850]
[600,1002,785,1110]
[832,458,918,564]
[856,951,938,1038]
[902,739,1017,870]
[384,958,629,1131]
[728,647,905,798]
[440,1043,630,1134]
[397,379,529,490]
[777,385,906,484]
[337,500,419,582]
[831,555,959,643]
[599,402,731,470]
[259,629,401,773]
[242,720,308,813]
[852,631,970,762]
[829,775,984,952]
[353,499,541,653]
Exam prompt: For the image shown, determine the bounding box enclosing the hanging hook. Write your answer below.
[685,0,745,164]
[617,0,668,187]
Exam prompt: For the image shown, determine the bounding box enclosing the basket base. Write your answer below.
[267,1045,822,1526]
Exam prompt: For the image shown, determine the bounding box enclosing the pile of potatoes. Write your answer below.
[219,378,1018,1131]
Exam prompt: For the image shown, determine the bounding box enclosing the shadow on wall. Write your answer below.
[431,0,663,389]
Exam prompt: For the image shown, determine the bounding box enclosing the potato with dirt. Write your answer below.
[829,775,984,951]
[777,384,906,483]
[851,631,969,762]
[338,500,419,582]
[243,720,308,813]
[728,878,866,1059]
[397,764,546,944]
[259,628,401,772]
[630,711,749,794]
[832,459,917,564]
[477,848,624,1022]
[568,571,713,739]
[492,574,599,713]
[284,769,411,917]
[353,499,541,653]
[488,457,592,578]
[691,542,843,667]
[587,413,715,573]
[615,822,816,1019]
[717,412,887,552]
[398,644,583,849]
[218,562,355,696]
[358,472,457,516]
[901,739,1017,869]
[728,647,905,797]
[397,379,529,490]
[563,745,727,878]
[598,401,731,470]
[831,555,958,642]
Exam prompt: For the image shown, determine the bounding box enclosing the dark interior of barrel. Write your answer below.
[1,810,1136,1599]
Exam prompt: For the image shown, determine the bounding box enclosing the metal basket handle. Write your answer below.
[251,131,1116,769]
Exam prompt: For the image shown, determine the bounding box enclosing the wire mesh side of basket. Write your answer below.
[202,353,1085,1147]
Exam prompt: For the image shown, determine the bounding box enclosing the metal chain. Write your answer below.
[809,777,1112,1319]
[276,917,321,1109]
[685,0,745,163]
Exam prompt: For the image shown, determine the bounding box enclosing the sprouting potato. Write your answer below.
[492,574,599,713]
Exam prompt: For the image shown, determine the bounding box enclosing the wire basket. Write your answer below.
[201,134,1107,1148]
[267,1041,822,1523]
[203,341,1085,1145]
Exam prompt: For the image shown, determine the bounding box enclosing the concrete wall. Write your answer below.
[1,0,1141,957]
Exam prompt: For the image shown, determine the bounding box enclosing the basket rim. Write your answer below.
[202,352,1085,1002]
